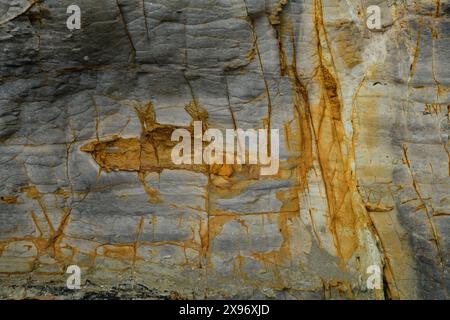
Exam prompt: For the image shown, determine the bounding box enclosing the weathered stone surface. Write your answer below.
[0,0,448,299]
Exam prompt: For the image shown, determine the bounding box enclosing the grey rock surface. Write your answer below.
[0,0,448,299]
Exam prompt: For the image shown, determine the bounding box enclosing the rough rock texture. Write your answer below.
[0,0,448,299]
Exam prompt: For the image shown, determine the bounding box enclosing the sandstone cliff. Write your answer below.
[0,0,448,299]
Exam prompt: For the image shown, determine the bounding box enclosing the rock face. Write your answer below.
[0,0,448,299]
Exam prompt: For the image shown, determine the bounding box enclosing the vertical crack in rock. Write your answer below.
[313,0,369,262]
[116,0,137,63]
[402,145,445,267]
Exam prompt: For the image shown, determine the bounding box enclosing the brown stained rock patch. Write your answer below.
[80,101,272,198]
[269,0,289,25]
[80,102,208,175]
[81,137,142,172]
[0,196,18,204]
